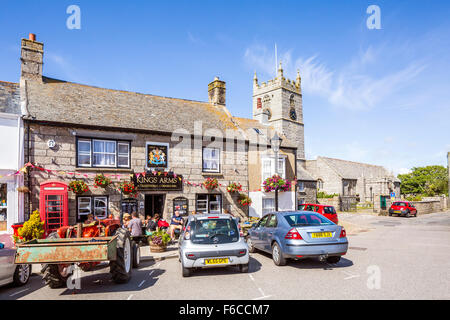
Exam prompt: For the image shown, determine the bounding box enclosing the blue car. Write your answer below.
[246,211,348,266]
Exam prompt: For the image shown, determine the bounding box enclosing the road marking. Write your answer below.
[127,294,134,300]
[138,280,146,288]
[252,295,273,300]
[258,287,265,296]
[9,288,29,297]
[248,274,255,281]
[344,274,360,280]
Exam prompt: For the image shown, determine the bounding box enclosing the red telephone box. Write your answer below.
[39,181,69,236]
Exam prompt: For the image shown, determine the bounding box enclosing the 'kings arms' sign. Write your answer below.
[131,172,183,191]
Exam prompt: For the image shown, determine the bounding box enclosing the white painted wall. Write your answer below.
[249,191,296,218]
[0,114,24,233]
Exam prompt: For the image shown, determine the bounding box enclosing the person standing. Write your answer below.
[128,212,143,237]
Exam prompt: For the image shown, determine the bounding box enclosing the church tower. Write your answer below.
[253,62,306,168]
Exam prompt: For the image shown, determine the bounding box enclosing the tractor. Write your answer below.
[15,216,140,288]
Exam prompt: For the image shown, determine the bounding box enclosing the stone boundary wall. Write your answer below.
[317,196,340,208]
[410,199,447,215]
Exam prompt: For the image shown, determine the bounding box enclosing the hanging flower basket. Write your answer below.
[204,178,219,191]
[94,174,111,188]
[263,175,291,193]
[69,180,90,194]
[118,181,137,197]
[227,182,242,193]
[237,193,252,206]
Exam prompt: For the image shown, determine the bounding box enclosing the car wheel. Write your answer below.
[326,256,341,264]
[246,237,256,253]
[406,210,410,218]
[272,242,286,266]
[239,263,249,273]
[13,264,31,286]
[389,213,392,216]
[181,262,191,278]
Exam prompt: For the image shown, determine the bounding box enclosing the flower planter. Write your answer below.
[150,243,167,253]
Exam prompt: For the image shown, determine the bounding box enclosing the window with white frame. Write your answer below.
[196,194,222,214]
[298,181,305,192]
[77,138,130,168]
[262,198,275,215]
[117,142,130,167]
[261,156,286,183]
[77,196,108,221]
[77,140,92,167]
[93,140,116,167]
[202,147,220,173]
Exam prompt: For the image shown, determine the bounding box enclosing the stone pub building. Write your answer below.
[19,34,262,227]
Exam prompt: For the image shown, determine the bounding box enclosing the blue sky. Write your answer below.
[1,0,449,174]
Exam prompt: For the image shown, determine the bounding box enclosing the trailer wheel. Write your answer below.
[41,232,73,289]
[132,241,140,268]
[110,228,132,283]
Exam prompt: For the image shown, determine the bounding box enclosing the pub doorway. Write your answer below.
[145,194,165,217]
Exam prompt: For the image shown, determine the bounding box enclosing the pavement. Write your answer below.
[1,211,449,300]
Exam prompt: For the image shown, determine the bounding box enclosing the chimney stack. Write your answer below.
[20,33,44,81]
[208,77,226,106]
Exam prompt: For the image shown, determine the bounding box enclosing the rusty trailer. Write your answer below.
[14,236,118,264]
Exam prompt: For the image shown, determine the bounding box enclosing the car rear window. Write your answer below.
[190,218,239,244]
[393,202,407,207]
[323,206,336,214]
[284,213,334,227]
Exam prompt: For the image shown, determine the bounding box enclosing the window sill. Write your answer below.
[202,172,223,176]
[76,168,133,173]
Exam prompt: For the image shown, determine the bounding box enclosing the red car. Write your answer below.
[389,201,417,217]
[298,204,339,224]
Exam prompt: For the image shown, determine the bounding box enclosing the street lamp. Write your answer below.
[271,132,283,211]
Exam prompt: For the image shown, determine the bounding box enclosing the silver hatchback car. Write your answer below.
[247,211,348,266]
[178,214,249,277]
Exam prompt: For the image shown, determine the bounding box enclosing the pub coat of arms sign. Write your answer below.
[146,143,168,169]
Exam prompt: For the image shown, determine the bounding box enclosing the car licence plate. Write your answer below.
[204,258,229,265]
[394,210,401,213]
[311,232,332,238]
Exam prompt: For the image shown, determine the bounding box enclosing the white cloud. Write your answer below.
[244,44,426,111]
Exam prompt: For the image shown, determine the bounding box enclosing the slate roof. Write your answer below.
[319,156,400,182]
[0,81,20,114]
[25,77,245,139]
[297,166,316,181]
[24,77,299,149]
[232,117,297,148]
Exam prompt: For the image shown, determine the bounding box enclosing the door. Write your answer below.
[261,214,278,252]
[145,194,165,217]
[252,214,270,250]
[39,181,69,237]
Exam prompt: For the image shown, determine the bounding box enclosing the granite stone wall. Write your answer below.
[24,123,249,224]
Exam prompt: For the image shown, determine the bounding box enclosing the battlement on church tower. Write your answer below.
[253,62,302,95]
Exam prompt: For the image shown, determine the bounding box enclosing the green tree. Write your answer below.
[398,165,449,196]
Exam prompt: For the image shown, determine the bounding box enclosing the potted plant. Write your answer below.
[262,175,291,193]
[227,182,242,193]
[69,180,90,194]
[204,178,219,191]
[237,193,252,206]
[149,230,171,252]
[94,174,111,188]
[118,181,137,197]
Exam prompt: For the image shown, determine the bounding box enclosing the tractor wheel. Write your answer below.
[41,232,73,289]
[132,241,140,268]
[110,228,132,284]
